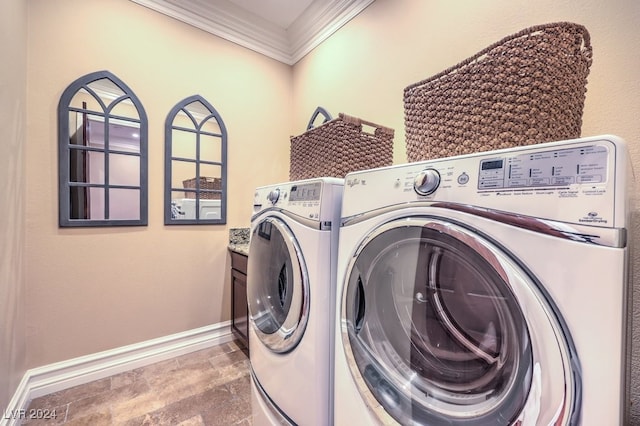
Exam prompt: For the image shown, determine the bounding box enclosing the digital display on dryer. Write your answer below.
[290,182,321,201]
[481,159,504,170]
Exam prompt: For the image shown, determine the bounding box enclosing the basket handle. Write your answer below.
[339,113,394,136]
[307,106,333,130]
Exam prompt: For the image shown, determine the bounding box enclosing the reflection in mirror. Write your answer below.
[200,131,223,163]
[109,189,141,220]
[70,187,105,220]
[172,128,197,160]
[59,70,148,226]
[165,95,227,225]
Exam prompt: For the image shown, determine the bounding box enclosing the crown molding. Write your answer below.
[129,0,375,65]
[288,0,374,63]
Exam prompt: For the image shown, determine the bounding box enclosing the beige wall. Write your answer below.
[292,0,640,420]
[0,0,27,411]
[25,0,292,367]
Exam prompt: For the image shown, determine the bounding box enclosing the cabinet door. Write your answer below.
[231,268,249,350]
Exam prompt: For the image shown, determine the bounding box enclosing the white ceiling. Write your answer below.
[130,0,376,65]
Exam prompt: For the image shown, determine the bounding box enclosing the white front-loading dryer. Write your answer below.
[248,177,343,425]
[334,135,631,425]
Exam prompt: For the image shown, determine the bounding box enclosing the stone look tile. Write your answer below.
[27,378,111,410]
[110,368,145,390]
[19,406,67,426]
[124,385,233,425]
[21,341,253,426]
[109,390,167,424]
[64,411,112,426]
[176,414,206,426]
[66,379,151,422]
[200,395,252,426]
[145,362,221,406]
[227,375,251,401]
[136,358,181,381]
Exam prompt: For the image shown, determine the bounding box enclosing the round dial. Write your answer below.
[267,188,280,204]
[413,168,441,195]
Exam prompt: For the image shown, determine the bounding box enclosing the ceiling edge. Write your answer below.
[130,0,291,63]
[288,0,376,64]
[129,0,375,65]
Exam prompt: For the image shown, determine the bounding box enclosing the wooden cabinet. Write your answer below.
[230,250,249,353]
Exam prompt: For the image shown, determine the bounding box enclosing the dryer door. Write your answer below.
[248,216,309,354]
[341,217,579,425]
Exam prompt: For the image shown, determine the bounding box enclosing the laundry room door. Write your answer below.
[340,217,579,425]
[247,216,309,354]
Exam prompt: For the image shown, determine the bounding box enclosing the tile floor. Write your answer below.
[21,341,252,426]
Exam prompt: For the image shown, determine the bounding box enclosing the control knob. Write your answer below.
[267,188,280,204]
[413,168,441,196]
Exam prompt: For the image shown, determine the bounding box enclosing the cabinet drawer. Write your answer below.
[230,250,248,273]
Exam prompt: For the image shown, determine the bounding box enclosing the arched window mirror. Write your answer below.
[58,70,148,227]
[165,95,227,225]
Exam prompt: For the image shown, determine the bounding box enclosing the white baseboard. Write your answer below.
[1,376,29,426]
[1,322,233,426]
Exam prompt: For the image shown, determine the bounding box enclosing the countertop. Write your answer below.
[228,227,249,256]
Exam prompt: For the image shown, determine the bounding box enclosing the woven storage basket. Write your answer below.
[183,177,221,199]
[404,22,593,162]
[289,113,394,180]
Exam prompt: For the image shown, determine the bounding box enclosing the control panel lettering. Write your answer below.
[290,182,322,202]
[478,145,608,190]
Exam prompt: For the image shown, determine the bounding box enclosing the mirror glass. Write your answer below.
[59,71,147,226]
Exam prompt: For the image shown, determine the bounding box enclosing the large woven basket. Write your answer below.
[183,177,221,199]
[404,22,593,162]
[289,113,394,180]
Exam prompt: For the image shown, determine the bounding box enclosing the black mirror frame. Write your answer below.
[58,70,149,227]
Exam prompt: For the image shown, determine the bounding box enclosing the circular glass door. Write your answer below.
[341,217,578,425]
[247,216,309,354]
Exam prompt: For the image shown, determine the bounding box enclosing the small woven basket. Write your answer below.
[289,113,394,180]
[183,177,221,199]
[404,22,593,162]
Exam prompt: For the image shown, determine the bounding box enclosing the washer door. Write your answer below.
[341,217,579,425]
[248,216,309,354]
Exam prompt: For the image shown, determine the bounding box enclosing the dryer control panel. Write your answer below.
[342,135,628,229]
[478,145,608,190]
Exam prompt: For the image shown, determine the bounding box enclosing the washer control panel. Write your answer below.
[478,145,608,190]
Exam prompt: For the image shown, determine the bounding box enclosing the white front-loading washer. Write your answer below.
[334,135,631,425]
[248,177,343,425]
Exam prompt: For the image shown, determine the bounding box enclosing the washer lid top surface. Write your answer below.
[341,217,580,425]
[247,216,309,354]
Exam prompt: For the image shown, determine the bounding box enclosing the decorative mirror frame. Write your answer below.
[58,70,148,227]
[164,95,228,225]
